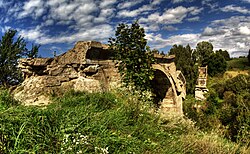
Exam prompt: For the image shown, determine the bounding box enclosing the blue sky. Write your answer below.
[0,0,249,57]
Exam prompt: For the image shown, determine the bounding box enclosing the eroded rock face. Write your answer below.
[14,41,119,106]
[13,41,186,116]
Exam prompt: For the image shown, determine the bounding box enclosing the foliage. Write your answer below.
[216,49,230,61]
[227,57,250,71]
[207,52,227,76]
[0,29,40,87]
[25,44,40,58]
[169,44,198,94]
[184,75,250,146]
[109,21,155,94]
[0,29,26,87]
[194,41,214,66]
[0,88,19,111]
[0,90,248,153]
[248,49,250,65]
[193,41,228,76]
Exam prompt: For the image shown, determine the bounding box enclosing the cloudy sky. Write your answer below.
[0,0,249,57]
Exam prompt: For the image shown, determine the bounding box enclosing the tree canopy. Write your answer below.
[194,41,227,76]
[108,21,155,94]
[216,49,230,61]
[169,44,198,94]
[194,41,214,66]
[248,49,250,65]
[0,29,40,87]
[207,52,227,76]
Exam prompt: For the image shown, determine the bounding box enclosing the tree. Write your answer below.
[248,49,250,65]
[25,44,40,58]
[194,41,214,66]
[216,49,230,61]
[207,52,227,76]
[109,21,155,93]
[0,29,40,87]
[169,44,198,94]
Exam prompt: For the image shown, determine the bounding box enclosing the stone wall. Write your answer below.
[13,41,186,115]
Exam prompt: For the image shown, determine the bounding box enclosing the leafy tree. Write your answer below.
[169,44,198,94]
[109,21,155,93]
[0,29,40,87]
[194,41,214,66]
[151,49,160,54]
[248,49,250,65]
[207,52,227,76]
[194,41,228,76]
[25,44,40,58]
[216,49,230,61]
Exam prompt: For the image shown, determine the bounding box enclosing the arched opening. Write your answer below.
[151,69,173,106]
[86,47,113,60]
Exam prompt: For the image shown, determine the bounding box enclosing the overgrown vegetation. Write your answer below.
[169,41,229,94]
[169,44,198,94]
[1,89,248,153]
[0,29,39,87]
[184,74,250,147]
[109,21,155,96]
[228,57,250,71]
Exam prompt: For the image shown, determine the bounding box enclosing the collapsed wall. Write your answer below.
[14,41,120,106]
[13,41,186,115]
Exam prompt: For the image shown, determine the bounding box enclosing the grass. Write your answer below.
[227,57,250,71]
[0,89,249,153]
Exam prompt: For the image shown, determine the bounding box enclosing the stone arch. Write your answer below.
[151,64,178,105]
[86,47,113,60]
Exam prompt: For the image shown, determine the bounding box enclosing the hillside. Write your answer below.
[0,89,249,153]
[227,57,250,71]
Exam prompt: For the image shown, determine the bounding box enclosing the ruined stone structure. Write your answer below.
[13,41,186,115]
[195,66,209,100]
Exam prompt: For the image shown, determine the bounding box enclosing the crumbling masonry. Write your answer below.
[13,41,186,115]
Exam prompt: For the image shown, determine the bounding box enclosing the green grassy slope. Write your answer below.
[227,57,250,71]
[0,90,248,153]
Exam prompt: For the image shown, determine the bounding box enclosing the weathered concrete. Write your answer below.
[13,41,186,115]
[195,66,209,100]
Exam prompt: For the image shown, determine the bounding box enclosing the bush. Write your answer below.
[1,89,248,153]
[0,88,19,111]
[184,75,250,146]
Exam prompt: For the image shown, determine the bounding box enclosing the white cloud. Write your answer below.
[242,0,250,3]
[146,16,250,57]
[0,0,4,8]
[221,5,250,14]
[117,5,153,18]
[19,24,114,45]
[239,26,250,35]
[99,0,117,9]
[18,0,46,19]
[43,19,54,26]
[0,26,11,34]
[187,16,200,22]
[164,25,178,31]
[140,6,202,24]
[145,33,200,49]
[19,26,44,41]
[117,0,143,9]
[172,0,194,3]
[201,0,219,10]
[151,0,164,5]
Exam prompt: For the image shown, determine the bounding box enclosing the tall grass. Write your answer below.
[0,89,248,153]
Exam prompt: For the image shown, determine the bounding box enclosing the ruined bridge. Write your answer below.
[14,41,186,115]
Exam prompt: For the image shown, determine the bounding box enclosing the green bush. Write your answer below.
[0,89,19,111]
[184,75,250,146]
[1,90,248,153]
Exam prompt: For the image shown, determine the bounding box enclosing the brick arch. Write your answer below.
[152,64,178,103]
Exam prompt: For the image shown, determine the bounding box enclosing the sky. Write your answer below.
[0,0,249,57]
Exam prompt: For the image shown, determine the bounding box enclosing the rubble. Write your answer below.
[13,41,186,115]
